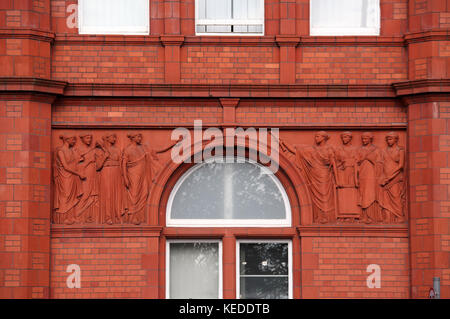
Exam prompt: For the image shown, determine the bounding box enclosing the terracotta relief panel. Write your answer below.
[279,130,407,225]
[51,130,406,226]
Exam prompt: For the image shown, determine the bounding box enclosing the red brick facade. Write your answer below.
[0,0,449,299]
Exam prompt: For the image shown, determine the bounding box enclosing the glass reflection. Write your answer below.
[239,242,289,299]
[171,160,286,220]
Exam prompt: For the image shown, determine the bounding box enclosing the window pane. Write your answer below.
[80,0,149,34]
[240,243,288,276]
[240,277,289,299]
[205,0,232,20]
[239,242,290,299]
[310,0,379,35]
[196,0,264,35]
[169,242,219,299]
[170,160,288,221]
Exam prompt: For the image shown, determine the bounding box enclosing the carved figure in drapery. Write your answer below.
[53,135,85,225]
[334,131,361,222]
[280,131,338,224]
[122,133,180,225]
[379,132,406,223]
[357,132,383,224]
[95,133,127,225]
[74,133,102,223]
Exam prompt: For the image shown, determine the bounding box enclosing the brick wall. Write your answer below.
[52,44,165,84]
[0,97,53,298]
[181,46,279,85]
[236,100,407,125]
[296,46,407,84]
[408,100,450,298]
[301,236,410,298]
[50,235,159,298]
[52,100,222,125]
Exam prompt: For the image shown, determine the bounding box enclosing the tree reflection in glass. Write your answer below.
[239,242,289,299]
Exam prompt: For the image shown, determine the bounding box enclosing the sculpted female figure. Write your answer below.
[379,132,406,223]
[53,135,85,225]
[280,131,338,224]
[334,132,360,222]
[122,133,184,225]
[74,133,101,223]
[96,133,126,225]
[357,132,382,224]
[122,133,152,225]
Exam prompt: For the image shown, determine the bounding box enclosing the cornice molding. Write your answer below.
[51,225,163,238]
[0,28,55,43]
[63,83,396,98]
[0,77,67,95]
[393,79,450,97]
[404,29,450,44]
[52,34,407,47]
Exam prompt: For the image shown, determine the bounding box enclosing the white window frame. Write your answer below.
[166,157,292,227]
[166,239,223,299]
[310,0,380,36]
[236,239,293,299]
[195,0,265,36]
[78,0,150,35]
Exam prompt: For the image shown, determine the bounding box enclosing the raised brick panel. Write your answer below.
[296,46,407,84]
[50,236,159,298]
[236,100,407,125]
[0,98,52,299]
[408,41,450,80]
[51,44,165,84]
[0,38,51,78]
[181,46,280,85]
[408,0,448,32]
[301,237,410,298]
[0,0,50,30]
[52,101,222,126]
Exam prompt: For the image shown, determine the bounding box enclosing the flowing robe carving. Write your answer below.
[53,146,82,224]
[358,145,382,223]
[296,145,336,224]
[97,145,126,224]
[122,144,159,224]
[74,144,101,223]
[335,145,360,219]
[379,146,405,223]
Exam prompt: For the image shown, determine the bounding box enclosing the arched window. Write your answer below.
[167,157,291,227]
[165,157,294,299]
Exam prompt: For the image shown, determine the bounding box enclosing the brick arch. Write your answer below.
[148,137,313,227]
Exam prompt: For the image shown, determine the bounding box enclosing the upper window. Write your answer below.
[167,158,291,227]
[196,0,264,35]
[78,0,150,35]
[310,0,380,36]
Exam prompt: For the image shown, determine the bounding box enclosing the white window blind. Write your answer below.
[196,0,264,35]
[78,0,149,35]
[167,241,222,299]
[310,0,380,36]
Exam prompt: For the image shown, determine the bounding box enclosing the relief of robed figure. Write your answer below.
[379,132,406,223]
[74,133,102,223]
[279,131,338,224]
[53,135,85,225]
[357,132,383,224]
[122,133,180,225]
[334,131,361,222]
[95,133,127,225]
